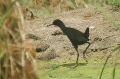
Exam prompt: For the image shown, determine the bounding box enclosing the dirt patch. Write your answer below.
[24,6,120,62]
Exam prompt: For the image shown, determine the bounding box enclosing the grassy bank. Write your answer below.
[38,57,120,79]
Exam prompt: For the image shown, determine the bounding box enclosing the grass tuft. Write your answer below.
[69,0,78,9]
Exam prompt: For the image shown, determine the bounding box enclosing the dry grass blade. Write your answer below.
[0,0,39,79]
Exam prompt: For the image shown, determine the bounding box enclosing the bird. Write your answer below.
[49,19,91,67]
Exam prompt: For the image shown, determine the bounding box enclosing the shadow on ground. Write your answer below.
[62,62,88,67]
[52,62,88,69]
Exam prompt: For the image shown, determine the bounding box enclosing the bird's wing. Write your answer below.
[65,28,87,42]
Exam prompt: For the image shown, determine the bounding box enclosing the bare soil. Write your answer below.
[24,6,120,63]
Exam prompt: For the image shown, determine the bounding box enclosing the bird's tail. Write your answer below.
[84,27,89,39]
[84,26,95,40]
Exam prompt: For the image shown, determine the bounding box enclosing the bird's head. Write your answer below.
[48,19,63,27]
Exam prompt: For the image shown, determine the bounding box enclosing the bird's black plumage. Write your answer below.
[49,19,91,67]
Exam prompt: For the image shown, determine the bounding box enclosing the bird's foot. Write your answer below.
[70,63,78,68]
[83,57,88,62]
[86,53,90,57]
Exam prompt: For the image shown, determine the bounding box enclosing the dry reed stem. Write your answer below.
[0,0,39,79]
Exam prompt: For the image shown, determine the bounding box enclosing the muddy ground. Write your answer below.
[24,6,120,64]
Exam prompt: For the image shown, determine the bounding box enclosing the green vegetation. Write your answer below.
[0,0,16,26]
[38,57,120,79]
[109,0,120,8]
[41,0,52,14]
[69,0,78,9]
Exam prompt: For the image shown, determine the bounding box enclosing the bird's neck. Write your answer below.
[58,23,67,33]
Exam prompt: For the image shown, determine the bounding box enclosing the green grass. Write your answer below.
[0,0,16,26]
[37,57,120,79]
[109,0,120,8]
[69,0,78,9]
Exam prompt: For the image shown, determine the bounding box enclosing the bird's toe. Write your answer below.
[70,63,78,68]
